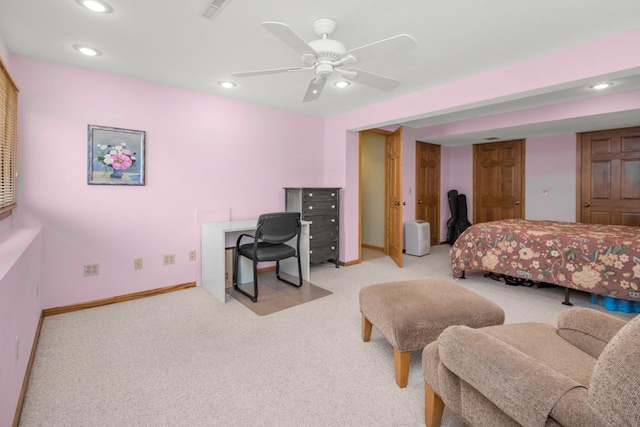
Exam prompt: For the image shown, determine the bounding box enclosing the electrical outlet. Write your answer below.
[189,250,196,261]
[163,254,175,265]
[84,263,100,276]
[134,258,143,270]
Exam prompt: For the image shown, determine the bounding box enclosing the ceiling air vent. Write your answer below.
[201,0,229,20]
[483,137,500,141]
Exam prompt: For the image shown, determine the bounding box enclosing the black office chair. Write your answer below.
[233,212,303,302]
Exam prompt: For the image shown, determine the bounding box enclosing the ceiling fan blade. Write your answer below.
[303,76,327,102]
[343,34,417,63]
[342,68,401,91]
[232,67,305,77]
[262,22,316,56]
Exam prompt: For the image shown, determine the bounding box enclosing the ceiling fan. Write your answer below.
[232,18,418,102]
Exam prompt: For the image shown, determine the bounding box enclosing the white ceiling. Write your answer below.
[1,0,639,145]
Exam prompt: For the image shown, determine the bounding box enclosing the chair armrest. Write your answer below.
[438,325,584,427]
[235,233,255,249]
[557,307,627,358]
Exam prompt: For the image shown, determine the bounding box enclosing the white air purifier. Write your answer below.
[405,220,430,256]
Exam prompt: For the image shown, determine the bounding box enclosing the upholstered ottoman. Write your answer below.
[359,279,505,388]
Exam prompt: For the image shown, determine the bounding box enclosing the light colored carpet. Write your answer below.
[19,245,635,426]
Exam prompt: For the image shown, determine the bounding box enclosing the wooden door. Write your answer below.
[577,127,640,225]
[473,140,525,224]
[415,142,440,246]
[386,127,403,267]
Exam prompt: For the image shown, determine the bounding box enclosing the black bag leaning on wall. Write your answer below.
[454,194,472,242]
[446,189,459,245]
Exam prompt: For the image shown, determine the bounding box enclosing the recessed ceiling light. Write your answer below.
[333,80,351,89]
[589,82,613,90]
[75,0,113,13]
[218,81,236,89]
[73,44,102,56]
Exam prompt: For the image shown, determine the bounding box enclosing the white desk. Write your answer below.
[201,219,310,303]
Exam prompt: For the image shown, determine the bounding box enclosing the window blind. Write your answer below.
[0,54,19,220]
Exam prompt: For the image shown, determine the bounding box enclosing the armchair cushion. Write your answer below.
[481,322,596,387]
[556,307,627,359]
[437,325,585,427]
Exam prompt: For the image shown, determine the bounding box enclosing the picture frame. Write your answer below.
[87,124,146,186]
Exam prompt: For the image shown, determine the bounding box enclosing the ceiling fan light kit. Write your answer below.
[231,18,417,102]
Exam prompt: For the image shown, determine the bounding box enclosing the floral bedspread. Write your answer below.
[450,219,640,301]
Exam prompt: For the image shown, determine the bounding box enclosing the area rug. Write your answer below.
[225,271,332,316]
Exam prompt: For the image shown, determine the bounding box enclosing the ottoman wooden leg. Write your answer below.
[394,348,411,388]
[362,314,373,342]
[425,383,444,427]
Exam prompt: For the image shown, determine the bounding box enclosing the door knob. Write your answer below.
[394,201,400,206]
[417,200,423,204]
[584,202,591,207]
[514,201,520,206]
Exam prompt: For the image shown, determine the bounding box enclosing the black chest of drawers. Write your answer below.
[285,187,340,268]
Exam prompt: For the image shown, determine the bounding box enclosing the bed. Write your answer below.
[450,219,640,303]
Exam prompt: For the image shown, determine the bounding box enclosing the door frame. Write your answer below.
[358,128,402,265]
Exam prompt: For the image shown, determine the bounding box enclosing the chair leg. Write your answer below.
[296,254,302,286]
[232,253,258,302]
[275,259,303,288]
[394,348,411,388]
[362,315,372,342]
[232,248,239,289]
[425,384,444,427]
[251,258,258,302]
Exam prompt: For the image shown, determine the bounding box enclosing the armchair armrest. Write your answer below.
[557,307,627,358]
[438,325,584,427]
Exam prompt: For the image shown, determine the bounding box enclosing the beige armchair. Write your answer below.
[422,307,640,426]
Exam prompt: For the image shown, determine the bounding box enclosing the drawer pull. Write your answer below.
[331,246,335,250]
[331,219,335,222]
[331,205,335,209]
[331,193,335,196]
[309,250,313,254]
[309,192,313,197]
[309,235,313,239]
[308,206,313,210]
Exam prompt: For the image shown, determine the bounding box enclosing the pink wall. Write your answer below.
[0,229,42,427]
[440,146,473,242]
[525,134,577,221]
[10,55,324,309]
[416,89,640,141]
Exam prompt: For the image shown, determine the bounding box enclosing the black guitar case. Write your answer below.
[454,194,472,242]
[446,190,459,245]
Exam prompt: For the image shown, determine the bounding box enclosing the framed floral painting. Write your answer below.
[87,125,146,186]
